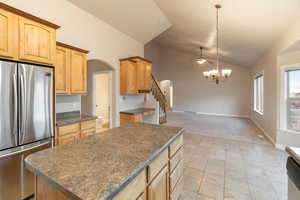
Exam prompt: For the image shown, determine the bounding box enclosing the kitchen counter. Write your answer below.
[56,111,97,127]
[120,107,155,115]
[25,123,183,200]
[286,146,300,166]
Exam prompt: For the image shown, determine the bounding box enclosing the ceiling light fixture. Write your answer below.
[203,4,232,84]
[196,47,207,64]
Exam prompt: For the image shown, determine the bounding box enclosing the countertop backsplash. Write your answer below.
[56,95,81,113]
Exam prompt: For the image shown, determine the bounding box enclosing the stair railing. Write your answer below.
[150,74,167,124]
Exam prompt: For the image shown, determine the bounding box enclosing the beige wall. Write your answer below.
[145,43,252,117]
[250,17,300,147]
[2,0,145,127]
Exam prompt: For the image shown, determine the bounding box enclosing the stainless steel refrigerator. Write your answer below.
[0,60,54,200]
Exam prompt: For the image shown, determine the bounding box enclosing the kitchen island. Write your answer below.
[25,123,184,200]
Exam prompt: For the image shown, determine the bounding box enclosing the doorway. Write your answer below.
[93,71,112,132]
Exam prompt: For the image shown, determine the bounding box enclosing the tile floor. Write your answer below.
[165,112,288,200]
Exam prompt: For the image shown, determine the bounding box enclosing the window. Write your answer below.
[254,74,264,114]
[286,69,300,131]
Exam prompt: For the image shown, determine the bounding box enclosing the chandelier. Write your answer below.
[203,4,232,84]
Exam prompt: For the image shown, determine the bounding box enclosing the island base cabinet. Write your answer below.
[36,176,69,200]
[148,166,169,200]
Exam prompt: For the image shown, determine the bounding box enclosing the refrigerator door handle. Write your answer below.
[19,72,26,144]
[12,73,18,144]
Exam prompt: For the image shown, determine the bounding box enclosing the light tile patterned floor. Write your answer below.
[165,112,288,200]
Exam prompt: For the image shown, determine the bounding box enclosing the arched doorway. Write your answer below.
[82,59,116,132]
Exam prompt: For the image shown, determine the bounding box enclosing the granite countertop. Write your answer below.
[25,123,183,200]
[120,107,155,115]
[56,111,98,127]
[286,146,300,166]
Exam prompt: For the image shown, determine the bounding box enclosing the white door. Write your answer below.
[95,73,110,128]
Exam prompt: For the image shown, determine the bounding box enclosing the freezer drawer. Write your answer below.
[0,140,51,200]
[19,64,54,145]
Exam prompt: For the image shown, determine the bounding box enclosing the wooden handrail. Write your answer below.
[151,74,167,103]
[150,74,168,124]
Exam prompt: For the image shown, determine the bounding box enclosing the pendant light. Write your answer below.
[203,4,232,84]
[196,47,207,64]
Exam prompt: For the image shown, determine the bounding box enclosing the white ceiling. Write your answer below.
[66,0,171,44]
[153,0,300,67]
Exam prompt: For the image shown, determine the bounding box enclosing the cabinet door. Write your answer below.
[136,60,146,91]
[0,9,15,59]
[144,62,152,91]
[70,50,87,94]
[19,17,55,65]
[120,60,137,94]
[55,46,70,94]
[126,61,137,94]
[148,166,169,200]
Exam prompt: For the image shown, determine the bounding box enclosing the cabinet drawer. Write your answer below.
[171,176,183,200]
[81,120,96,130]
[80,128,96,139]
[149,148,168,182]
[169,134,183,158]
[56,132,79,145]
[113,169,146,200]
[57,123,80,137]
[170,161,183,192]
[170,147,183,173]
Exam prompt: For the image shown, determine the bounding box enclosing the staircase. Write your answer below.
[150,74,167,124]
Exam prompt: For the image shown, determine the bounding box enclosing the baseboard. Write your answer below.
[250,118,277,147]
[172,110,249,118]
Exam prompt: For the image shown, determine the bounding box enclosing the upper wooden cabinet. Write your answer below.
[120,56,152,95]
[0,2,60,64]
[70,50,87,94]
[0,8,16,59]
[55,42,88,94]
[19,17,56,65]
[55,45,70,93]
[120,59,137,94]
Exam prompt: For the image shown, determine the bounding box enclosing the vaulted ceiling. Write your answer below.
[153,0,300,67]
[66,0,171,44]
[68,0,300,67]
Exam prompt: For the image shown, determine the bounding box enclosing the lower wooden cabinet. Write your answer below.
[55,120,96,145]
[114,133,184,200]
[148,166,169,200]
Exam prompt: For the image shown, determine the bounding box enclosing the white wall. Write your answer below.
[145,43,252,117]
[250,16,300,147]
[2,0,144,127]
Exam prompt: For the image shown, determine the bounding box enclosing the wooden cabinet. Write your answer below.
[55,46,70,93]
[120,113,143,126]
[113,170,146,200]
[120,56,152,95]
[55,42,88,94]
[70,50,87,94]
[80,120,96,139]
[0,8,16,59]
[148,166,169,200]
[133,58,152,92]
[19,17,56,65]
[55,120,96,145]
[114,133,183,200]
[120,59,137,94]
[0,2,60,64]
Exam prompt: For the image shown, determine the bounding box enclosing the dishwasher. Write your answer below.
[287,157,300,200]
